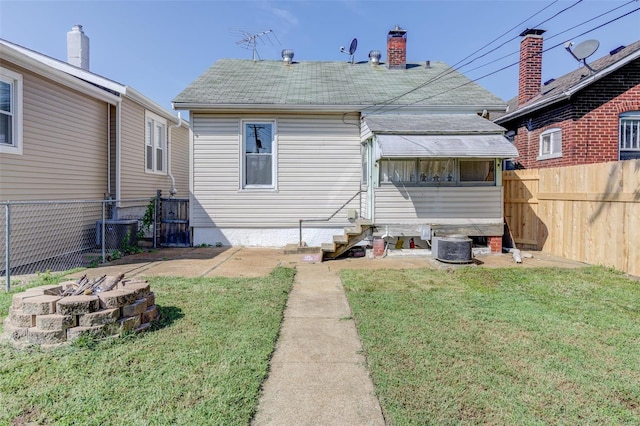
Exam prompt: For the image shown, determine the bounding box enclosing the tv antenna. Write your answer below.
[340,38,358,64]
[235,29,279,61]
[564,39,599,73]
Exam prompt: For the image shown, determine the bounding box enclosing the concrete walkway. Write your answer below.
[252,262,385,426]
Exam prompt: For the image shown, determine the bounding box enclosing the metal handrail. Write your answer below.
[299,190,364,247]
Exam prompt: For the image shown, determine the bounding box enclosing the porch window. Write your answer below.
[380,159,416,183]
[0,67,22,155]
[619,112,640,160]
[243,120,276,189]
[459,160,495,184]
[538,128,562,160]
[361,143,368,185]
[419,159,455,183]
[145,111,167,174]
[379,158,494,186]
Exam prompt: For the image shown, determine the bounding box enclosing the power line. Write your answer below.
[366,0,585,114]
[461,0,637,76]
[372,6,640,115]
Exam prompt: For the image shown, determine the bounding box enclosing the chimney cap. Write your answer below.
[519,28,546,37]
[389,25,407,36]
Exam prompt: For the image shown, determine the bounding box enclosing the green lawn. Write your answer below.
[0,267,295,426]
[342,266,640,425]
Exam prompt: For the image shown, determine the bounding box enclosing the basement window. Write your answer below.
[0,67,23,155]
[538,128,562,160]
[619,112,640,160]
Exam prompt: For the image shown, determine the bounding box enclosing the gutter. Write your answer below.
[2,45,120,104]
[126,86,180,124]
[172,103,509,114]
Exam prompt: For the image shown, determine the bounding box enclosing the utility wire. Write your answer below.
[370,6,640,116]
[461,0,637,76]
[366,0,585,114]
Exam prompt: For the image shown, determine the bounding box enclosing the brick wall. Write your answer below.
[487,236,502,253]
[510,61,640,169]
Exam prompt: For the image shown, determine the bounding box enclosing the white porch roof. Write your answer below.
[374,134,519,160]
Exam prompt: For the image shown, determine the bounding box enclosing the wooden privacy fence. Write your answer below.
[504,159,640,277]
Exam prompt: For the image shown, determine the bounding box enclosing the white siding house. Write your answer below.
[174,27,517,253]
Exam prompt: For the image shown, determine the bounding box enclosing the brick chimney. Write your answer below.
[387,25,407,69]
[518,28,545,105]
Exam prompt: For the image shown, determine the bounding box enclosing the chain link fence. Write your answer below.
[1,198,158,291]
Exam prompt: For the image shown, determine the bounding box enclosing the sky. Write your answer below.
[1,0,639,114]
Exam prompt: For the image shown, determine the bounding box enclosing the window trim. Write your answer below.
[537,128,562,160]
[144,110,167,175]
[619,111,640,160]
[0,67,23,155]
[240,119,277,190]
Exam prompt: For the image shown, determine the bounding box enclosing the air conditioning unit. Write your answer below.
[96,219,138,249]
[436,235,473,264]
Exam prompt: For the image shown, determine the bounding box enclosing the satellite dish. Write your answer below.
[340,38,358,64]
[348,38,358,55]
[573,39,599,60]
[565,39,599,72]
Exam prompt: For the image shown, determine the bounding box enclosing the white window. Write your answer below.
[242,120,276,189]
[379,158,494,186]
[619,112,640,160]
[145,111,167,174]
[459,160,495,184]
[538,128,562,160]
[380,159,417,183]
[361,143,368,185]
[0,67,23,155]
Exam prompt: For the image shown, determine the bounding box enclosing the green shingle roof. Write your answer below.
[173,60,506,109]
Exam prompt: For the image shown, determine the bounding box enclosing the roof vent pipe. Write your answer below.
[368,50,381,65]
[281,49,294,64]
[67,24,90,70]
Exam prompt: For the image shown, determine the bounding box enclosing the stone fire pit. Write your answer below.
[2,275,159,349]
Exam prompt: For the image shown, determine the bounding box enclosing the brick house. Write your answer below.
[495,29,640,169]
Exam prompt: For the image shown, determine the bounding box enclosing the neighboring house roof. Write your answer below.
[173,60,507,112]
[0,38,182,125]
[496,40,640,124]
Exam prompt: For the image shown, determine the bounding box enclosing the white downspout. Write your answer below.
[167,112,182,198]
[115,101,122,206]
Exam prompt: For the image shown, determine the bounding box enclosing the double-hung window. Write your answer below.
[145,111,167,174]
[0,67,23,155]
[242,120,276,189]
[538,128,562,160]
[619,112,640,160]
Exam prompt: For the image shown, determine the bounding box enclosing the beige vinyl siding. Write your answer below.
[0,63,108,201]
[192,113,361,228]
[374,186,503,223]
[118,98,188,199]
